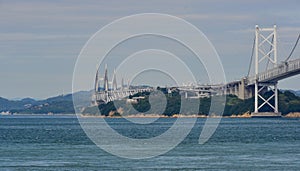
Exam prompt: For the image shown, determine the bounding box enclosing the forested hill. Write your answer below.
[0,91,92,114]
[83,90,300,116]
[1,90,299,115]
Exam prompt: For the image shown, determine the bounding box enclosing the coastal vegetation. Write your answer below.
[82,89,300,117]
[1,89,299,116]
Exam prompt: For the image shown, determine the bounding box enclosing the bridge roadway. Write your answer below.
[225,58,300,99]
[94,87,153,104]
[248,58,300,84]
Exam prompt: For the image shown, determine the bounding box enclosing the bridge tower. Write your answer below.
[253,25,281,117]
[112,69,118,91]
[103,64,109,91]
[94,69,99,92]
[92,69,99,105]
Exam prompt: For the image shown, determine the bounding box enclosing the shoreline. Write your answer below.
[80,112,300,118]
[2,112,300,118]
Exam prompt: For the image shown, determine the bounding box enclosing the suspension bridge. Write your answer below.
[93,25,300,117]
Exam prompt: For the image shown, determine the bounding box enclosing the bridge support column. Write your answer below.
[253,82,281,117]
[254,81,258,113]
[274,83,278,113]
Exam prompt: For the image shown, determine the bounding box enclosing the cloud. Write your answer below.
[0,0,299,98]
[0,33,88,41]
[179,13,254,22]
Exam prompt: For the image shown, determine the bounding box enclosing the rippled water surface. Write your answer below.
[0,115,299,170]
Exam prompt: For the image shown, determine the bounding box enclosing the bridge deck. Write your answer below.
[248,58,300,85]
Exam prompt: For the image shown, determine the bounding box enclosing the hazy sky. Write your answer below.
[0,0,299,99]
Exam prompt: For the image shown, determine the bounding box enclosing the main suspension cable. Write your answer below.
[285,33,300,62]
[247,36,256,77]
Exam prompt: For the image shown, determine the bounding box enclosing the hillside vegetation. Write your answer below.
[83,90,300,116]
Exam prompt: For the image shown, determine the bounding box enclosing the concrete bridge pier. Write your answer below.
[225,78,255,100]
[237,78,254,100]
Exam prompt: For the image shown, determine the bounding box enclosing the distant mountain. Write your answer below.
[282,90,300,97]
[43,94,73,103]
[21,98,38,104]
[0,90,93,114]
[294,90,300,96]
[0,97,37,111]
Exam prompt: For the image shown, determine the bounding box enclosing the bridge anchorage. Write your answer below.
[92,25,300,117]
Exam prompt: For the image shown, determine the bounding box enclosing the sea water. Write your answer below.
[0,115,299,170]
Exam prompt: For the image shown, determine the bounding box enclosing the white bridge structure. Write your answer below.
[224,25,300,117]
[93,65,153,104]
[93,25,300,117]
[94,88,153,104]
